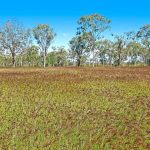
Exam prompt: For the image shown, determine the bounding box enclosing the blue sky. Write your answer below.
[0,0,150,49]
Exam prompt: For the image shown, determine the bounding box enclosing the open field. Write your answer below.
[0,67,150,150]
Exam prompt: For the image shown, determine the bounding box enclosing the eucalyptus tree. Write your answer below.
[0,20,29,67]
[0,41,5,67]
[68,48,77,66]
[26,45,40,66]
[77,13,111,66]
[0,32,5,66]
[69,34,89,67]
[112,33,128,66]
[47,46,57,66]
[127,41,143,65]
[124,31,143,64]
[18,29,32,66]
[104,40,114,65]
[95,39,114,65]
[55,46,68,66]
[47,51,57,67]
[33,24,56,68]
[137,25,150,65]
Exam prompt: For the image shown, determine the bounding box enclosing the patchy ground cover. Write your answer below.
[0,67,150,149]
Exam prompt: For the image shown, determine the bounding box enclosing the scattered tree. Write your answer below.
[77,14,111,66]
[0,20,29,67]
[33,24,56,68]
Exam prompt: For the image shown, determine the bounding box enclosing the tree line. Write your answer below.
[0,14,150,67]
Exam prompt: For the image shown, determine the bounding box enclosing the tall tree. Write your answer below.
[95,40,114,65]
[137,25,150,66]
[69,35,89,67]
[112,34,127,66]
[0,20,29,67]
[18,29,32,67]
[77,13,111,66]
[33,24,56,68]
[127,41,143,65]
[68,48,77,66]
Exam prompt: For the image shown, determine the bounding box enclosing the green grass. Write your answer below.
[0,67,150,149]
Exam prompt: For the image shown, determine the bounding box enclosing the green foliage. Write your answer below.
[0,15,149,67]
[0,20,30,67]
[47,51,57,66]
[47,46,68,67]
[33,24,56,68]
[69,35,89,66]
[77,13,111,39]
[137,25,150,65]
[25,45,40,66]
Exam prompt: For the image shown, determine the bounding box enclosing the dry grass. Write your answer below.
[0,67,150,149]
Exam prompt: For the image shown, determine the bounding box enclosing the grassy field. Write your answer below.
[0,67,150,150]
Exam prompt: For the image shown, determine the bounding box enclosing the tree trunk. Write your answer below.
[118,53,121,66]
[12,53,16,67]
[117,41,122,66]
[92,61,95,67]
[148,49,150,66]
[89,60,91,67]
[73,59,76,67]
[92,50,95,67]
[109,59,112,66]
[103,58,105,66]
[77,58,81,67]
[89,50,92,67]
[20,56,23,67]
[147,58,150,66]
[43,54,46,68]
